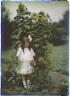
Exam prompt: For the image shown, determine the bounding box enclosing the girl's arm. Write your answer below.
[31,48,36,65]
[31,48,35,57]
[30,59,36,65]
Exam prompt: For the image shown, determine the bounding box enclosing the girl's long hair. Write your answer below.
[21,37,31,52]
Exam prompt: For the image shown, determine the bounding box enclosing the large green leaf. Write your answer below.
[24,24,30,29]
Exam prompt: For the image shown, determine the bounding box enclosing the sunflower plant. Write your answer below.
[11,3,53,91]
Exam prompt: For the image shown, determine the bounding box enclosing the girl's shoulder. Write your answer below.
[31,48,33,51]
[16,47,22,56]
[17,47,22,51]
[18,47,22,50]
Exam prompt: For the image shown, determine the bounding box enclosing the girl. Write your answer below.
[16,36,36,89]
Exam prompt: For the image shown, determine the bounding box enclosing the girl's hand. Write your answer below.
[30,60,36,65]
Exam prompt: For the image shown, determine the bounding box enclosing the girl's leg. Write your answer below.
[22,75,27,88]
[27,75,30,85]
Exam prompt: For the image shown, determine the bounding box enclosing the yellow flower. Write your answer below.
[19,3,24,9]
[38,11,45,17]
[32,13,37,19]
[38,14,44,21]
[38,11,45,21]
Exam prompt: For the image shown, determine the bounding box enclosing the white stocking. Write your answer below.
[22,80,27,88]
[22,76,27,88]
[27,79,30,85]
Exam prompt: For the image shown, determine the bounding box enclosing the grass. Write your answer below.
[51,43,69,74]
[2,49,13,62]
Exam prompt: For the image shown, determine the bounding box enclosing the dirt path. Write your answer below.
[49,71,68,88]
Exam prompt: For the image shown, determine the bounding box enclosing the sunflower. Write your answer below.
[38,11,45,17]
[19,3,24,9]
[38,14,44,21]
[32,13,37,19]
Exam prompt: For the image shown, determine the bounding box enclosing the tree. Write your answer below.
[51,11,69,45]
[2,3,14,50]
[59,11,69,35]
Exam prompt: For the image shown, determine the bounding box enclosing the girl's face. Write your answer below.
[23,37,30,47]
[25,41,29,47]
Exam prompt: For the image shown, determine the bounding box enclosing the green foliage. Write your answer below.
[2,49,20,86]
[57,78,68,95]
[30,69,53,92]
[51,11,69,45]
[11,3,53,71]
[3,3,53,92]
[59,11,69,35]
[2,3,14,49]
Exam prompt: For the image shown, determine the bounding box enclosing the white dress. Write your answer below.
[16,47,35,75]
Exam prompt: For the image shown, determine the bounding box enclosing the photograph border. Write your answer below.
[0,0,69,96]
